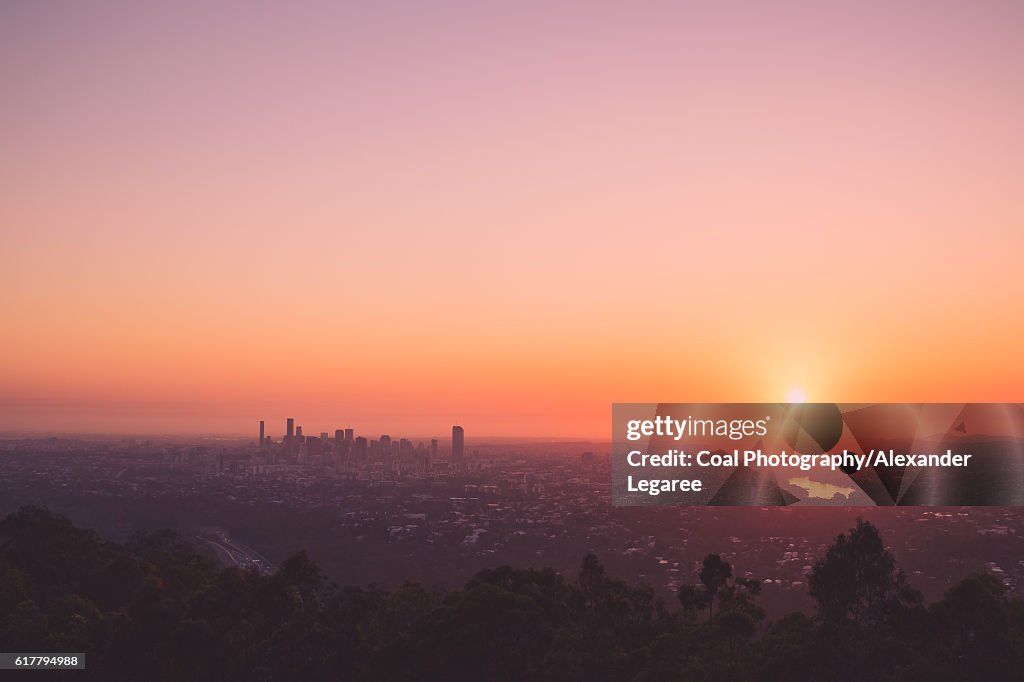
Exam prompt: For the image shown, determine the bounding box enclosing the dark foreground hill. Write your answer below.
[1,506,1022,681]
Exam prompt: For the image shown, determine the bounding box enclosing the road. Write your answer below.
[196,531,277,575]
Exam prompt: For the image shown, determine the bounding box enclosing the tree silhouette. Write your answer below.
[808,518,925,680]
[3,507,1022,681]
[676,583,708,620]
[808,518,920,630]
[928,572,1023,680]
[698,553,732,622]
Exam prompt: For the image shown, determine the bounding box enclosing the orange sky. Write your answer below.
[2,1,1023,438]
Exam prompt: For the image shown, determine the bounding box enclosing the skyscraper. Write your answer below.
[259,420,265,449]
[452,425,464,464]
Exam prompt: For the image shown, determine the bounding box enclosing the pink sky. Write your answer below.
[2,1,1023,437]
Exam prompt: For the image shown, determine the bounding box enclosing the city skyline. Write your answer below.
[261,417,467,447]
[0,415,497,444]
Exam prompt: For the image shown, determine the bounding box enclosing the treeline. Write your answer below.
[1,507,1022,681]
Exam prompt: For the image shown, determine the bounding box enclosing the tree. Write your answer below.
[698,554,732,622]
[928,573,1018,680]
[807,518,924,681]
[808,518,920,630]
[676,583,708,620]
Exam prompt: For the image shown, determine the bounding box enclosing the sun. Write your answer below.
[786,387,807,404]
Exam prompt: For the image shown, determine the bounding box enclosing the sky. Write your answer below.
[2,0,1023,438]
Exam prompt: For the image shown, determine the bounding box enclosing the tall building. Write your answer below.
[307,436,321,456]
[286,418,295,440]
[452,425,464,464]
[259,420,265,449]
[335,429,344,452]
[344,428,354,441]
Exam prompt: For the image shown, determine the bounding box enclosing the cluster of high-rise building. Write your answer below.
[255,418,465,474]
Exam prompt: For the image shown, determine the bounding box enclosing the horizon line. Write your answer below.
[0,429,609,443]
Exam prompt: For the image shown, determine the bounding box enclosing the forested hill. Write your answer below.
[1,506,1022,681]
